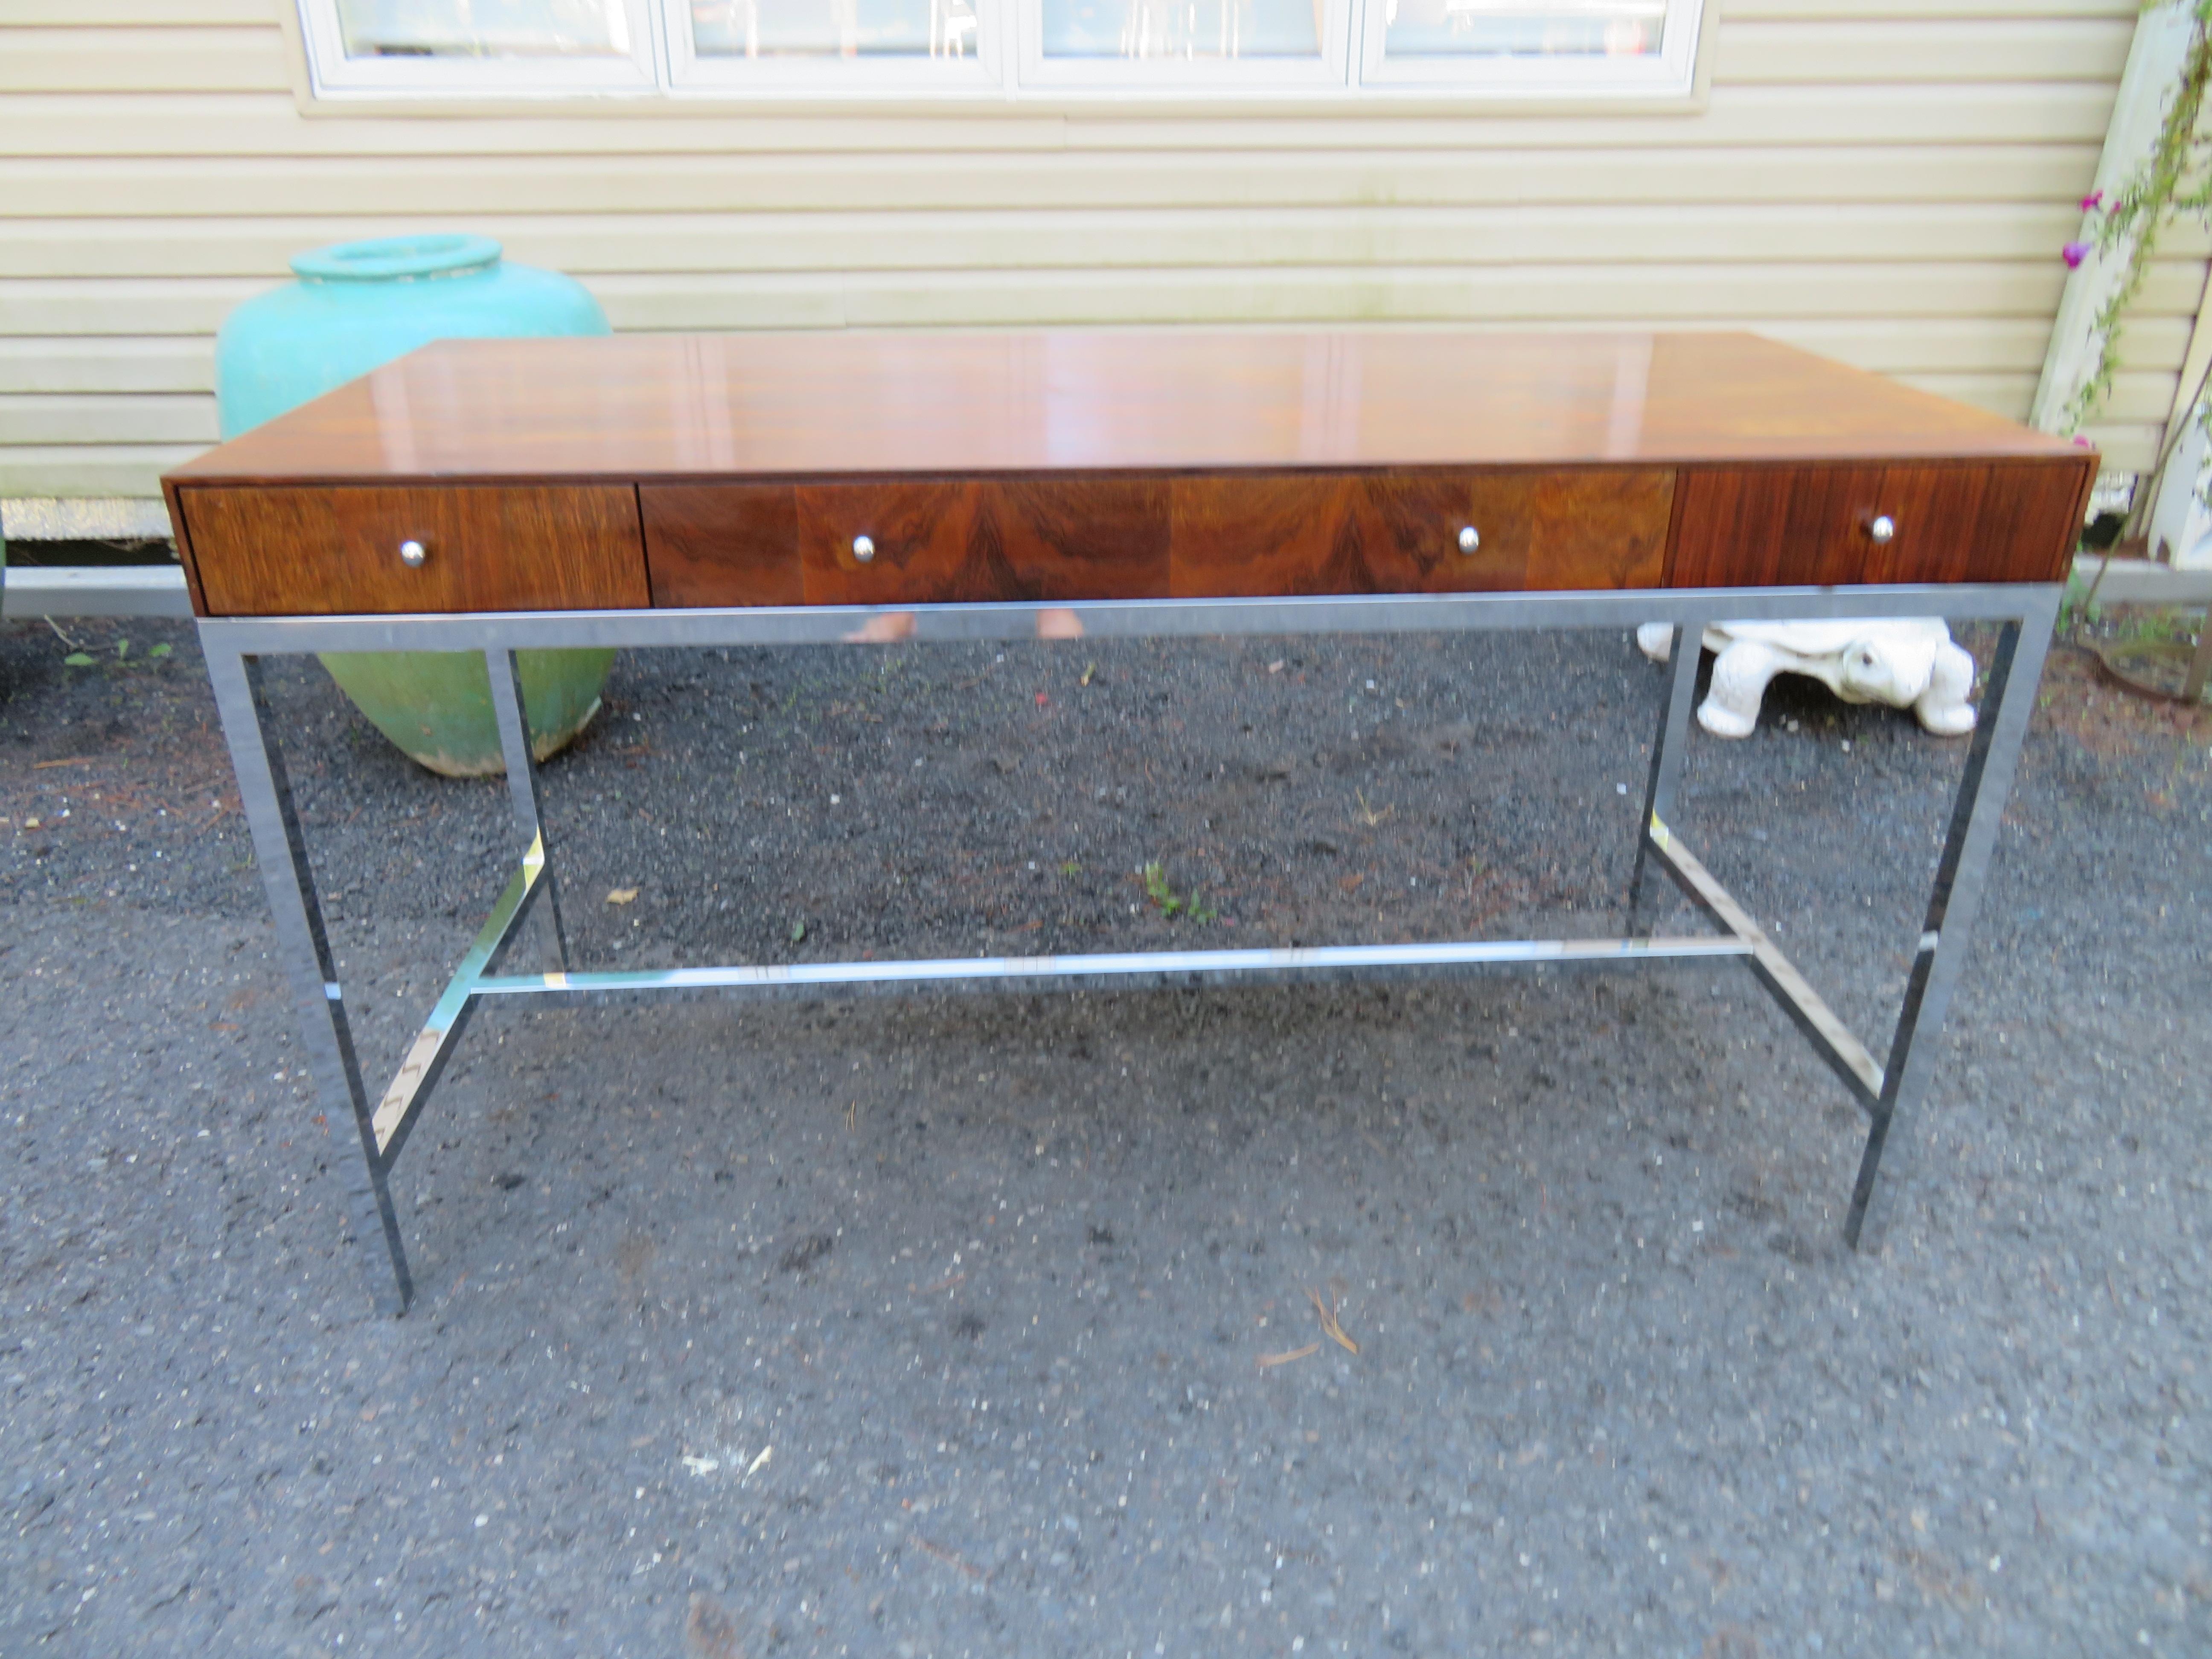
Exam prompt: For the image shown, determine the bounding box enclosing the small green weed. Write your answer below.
[59,635,173,669]
[1140,861,1216,923]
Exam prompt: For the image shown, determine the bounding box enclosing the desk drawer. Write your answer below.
[1671,461,2088,588]
[182,484,648,616]
[1170,469,1674,597]
[797,478,1170,605]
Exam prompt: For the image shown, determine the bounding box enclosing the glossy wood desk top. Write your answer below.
[172,329,2080,485]
[164,329,2093,617]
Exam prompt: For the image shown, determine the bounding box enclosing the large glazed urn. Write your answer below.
[215,233,615,776]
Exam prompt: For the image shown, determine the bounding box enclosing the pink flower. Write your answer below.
[2063,241,2093,269]
[2080,190,2105,212]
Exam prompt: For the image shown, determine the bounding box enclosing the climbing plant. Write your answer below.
[2065,1,2212,438]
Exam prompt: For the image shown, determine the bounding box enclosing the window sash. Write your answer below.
[298,0,664,93]
[295,0,1703,98]
[1016,0,1356,93]
[1358,0,1700,95]
[665,0,1005,93]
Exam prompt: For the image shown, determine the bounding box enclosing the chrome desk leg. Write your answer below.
[485,649,570,971]
[1630,618,1704,925]
[1845,596,2058,1251]
[204,644,413,1314]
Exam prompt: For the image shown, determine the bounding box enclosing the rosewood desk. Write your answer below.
[164,329,2090,1315]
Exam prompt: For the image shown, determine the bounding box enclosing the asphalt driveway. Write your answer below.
[3,613,2206,1656]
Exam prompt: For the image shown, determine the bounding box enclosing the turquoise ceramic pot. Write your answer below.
[215,233,615,777]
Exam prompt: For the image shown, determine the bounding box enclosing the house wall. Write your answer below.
[0,0,2196,504]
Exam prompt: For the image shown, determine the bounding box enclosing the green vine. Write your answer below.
[2064,1,2212,438]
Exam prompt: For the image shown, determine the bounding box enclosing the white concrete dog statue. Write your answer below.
[1634,619,1978,739]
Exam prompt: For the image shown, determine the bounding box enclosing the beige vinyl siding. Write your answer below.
[0,0,2187,502]
[0,339,215,394]
[0,87,2132,155]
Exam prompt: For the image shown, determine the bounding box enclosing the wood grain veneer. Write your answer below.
[642,483,800,608]
[797,478,1168,605]
[164,329,2093,617]
[634,469,1671,608]
[1170,469,1673,597]
[1670,461,2088,589]
[181,484,648,617]
[168,331,2082,485]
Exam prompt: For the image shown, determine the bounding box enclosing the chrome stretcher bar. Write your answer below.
[200,582,2061,1316]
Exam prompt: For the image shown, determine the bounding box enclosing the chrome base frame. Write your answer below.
[199,584,2060,1315]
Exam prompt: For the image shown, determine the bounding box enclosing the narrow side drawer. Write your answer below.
[1670,460,2091,588]
[183,484,648,616]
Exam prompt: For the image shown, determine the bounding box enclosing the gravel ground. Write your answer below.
[2,613,2207,1658]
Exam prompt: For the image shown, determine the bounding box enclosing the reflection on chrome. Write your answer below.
[843,610,919,643]
[1036,608,1084,640]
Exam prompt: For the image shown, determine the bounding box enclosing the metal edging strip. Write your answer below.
[461,934,1755,1010]
[197,582,2064,657]
[1646,813,1886,1112]
[370,841,545,1165]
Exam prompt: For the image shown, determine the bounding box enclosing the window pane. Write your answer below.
[1041,0,1321,61]
[689,0,962,58]
[335,0,631,57]
[1382,0,1662,60]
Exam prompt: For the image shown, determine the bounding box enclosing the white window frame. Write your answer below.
[297,0,664,97]
[294,0,1705,102]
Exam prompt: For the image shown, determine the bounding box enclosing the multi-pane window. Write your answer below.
[296,0,1704,97]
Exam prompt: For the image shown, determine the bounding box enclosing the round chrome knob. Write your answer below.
[399,538,428,568]
[1867,515,1896,546]
[1457,525,1480,555]
[852,534,875,564]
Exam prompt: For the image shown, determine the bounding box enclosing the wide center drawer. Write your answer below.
[642,469,1673,607]
[182,483,648,617]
